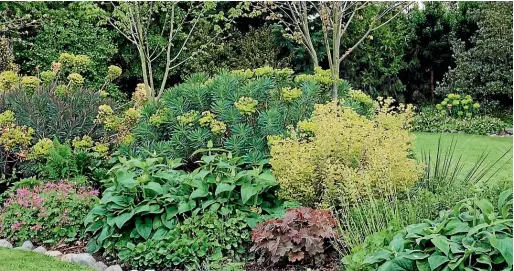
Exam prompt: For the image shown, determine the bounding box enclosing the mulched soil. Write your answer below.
[245,251,341,271]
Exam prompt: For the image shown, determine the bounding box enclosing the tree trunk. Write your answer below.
[430,68,434,100]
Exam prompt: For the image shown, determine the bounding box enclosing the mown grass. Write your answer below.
[413,132,512,184]
[0,248,95,271]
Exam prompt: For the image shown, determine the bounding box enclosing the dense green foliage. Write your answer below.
[0,2,512,270]
[436,2,513,111]
[413,107,506,135]
[127,67,348,163]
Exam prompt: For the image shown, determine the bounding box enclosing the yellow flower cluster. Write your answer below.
[40,71,56,85]
[54,85,68,97]
[132,83,149,107]
[68,73,84,86]
[436,93,479,119]
[149,109,170,127]
[29,138,54,160]
[21,76,41,94]
[92,142,109,157]
[177,111,199,126]
[232,66,294,79]
[281,87,302,102]
[123,108,141,126]
[198,111,226,134]
[96,104,120,131]
[58,53,90,72]
[294,67,334,85]
[72,135,94,150]
[106,65,122,82]
[0,111,34,152]
[235,97,258,115]
[0,71,19,92]
[270,100,421,207]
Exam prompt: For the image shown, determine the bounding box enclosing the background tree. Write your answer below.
[108,1,244,100]
[436,2,513,112]
[254,1,410,98]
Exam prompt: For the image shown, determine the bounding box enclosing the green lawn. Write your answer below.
[0,248,95,271]
[413,132,513,184]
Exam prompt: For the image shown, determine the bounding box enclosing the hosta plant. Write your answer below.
[84,148,280,255]
[362,189,513,271]
[250,207,338,264]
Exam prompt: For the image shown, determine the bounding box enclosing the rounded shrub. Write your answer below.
[270,99,422,207]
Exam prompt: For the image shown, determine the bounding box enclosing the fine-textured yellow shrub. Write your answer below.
[270,100,421,207]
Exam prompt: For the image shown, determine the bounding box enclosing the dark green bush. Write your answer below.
[413,107,506,135]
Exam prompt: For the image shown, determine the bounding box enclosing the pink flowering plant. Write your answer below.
[0,180,99,246]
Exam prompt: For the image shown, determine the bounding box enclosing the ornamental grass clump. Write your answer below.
[270,99,422,208]
[0,180,98,246]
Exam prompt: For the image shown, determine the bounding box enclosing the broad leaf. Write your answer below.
[428,252,449,270]
[144,182,164,196]
[135,216,153,240]
[215,183,236,195]
[474,198,495,223]
[241,183,258,204]
[114,212,134,229]
[490,235,513,266]
[117,171,138,189]
[190,188,209,199]
[431,236,450,256]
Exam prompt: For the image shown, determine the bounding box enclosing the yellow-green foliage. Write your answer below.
[270,100,421,207]
[232,66,294,79]
[40,71,57,85]
[21,76,41,93]
[281,87,302,102]
[106,65,122,81]
[92,142,109,157]
[0,71,20,92]
[67,73,84,86]
[29,138,54,160]
[54,84,68,97]
[234,97,258,115]
[436,93,479,119]
[96,104,120,131]
[0,111,34,152]
[0,110,15,127]
[72,135,94,150]
[176,110,199,126]
[294,66,335,85]
[58,53,90,72]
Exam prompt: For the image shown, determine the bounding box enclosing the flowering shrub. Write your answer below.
[250,207,338,264]
[413,107,507,135]
[270,99,421,207]
[0,180,98,246]
[435,93,480,118]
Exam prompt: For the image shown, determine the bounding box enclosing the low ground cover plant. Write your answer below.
[0,180,98,246]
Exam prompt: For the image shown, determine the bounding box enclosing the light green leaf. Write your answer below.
[116,170,138,189]
[428,252,449,270]
[215,183,236,195]
[190,188,209,199]
[144,182,164,195]
[431,236,450,256]
[241,183,258,204]
[178,200,196,214]
[474,198,495,223]
[490,235,513,266]
[498,190,512,211]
